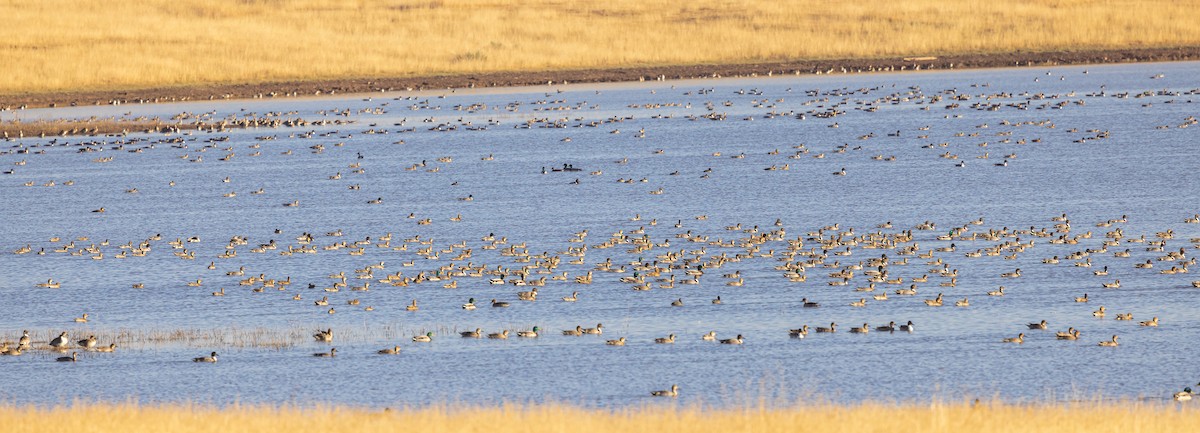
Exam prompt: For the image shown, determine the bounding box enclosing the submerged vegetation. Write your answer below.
[2,0,1200,95]
[3,401,1198,433]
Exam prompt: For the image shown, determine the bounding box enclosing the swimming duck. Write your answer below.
[671,298,683,307]
[849,323,870,334]
[74,313,89,323]
[701,331,717,341]
[899,321,916,332]
[651,384,679,397]
[711,296,722,305]
[720,334,744,344]
[56,352,79,362]
[313,329,333,342]
[1056,328,1080,340]
[1002,333,1025,344]
[412,332,434,342]
[1027,320,1048,330]
[815,323,837,333]
[562,292,579,302]
[491,299,510,308]
[875,322,896,332]
[517,327,540,338]
[583,323,603,335]
[789,326,809,337]
[655,334,676,344]
[1093,306,1107,317]
[1098,335,1119,347]
[193,351,218,363]
[1174,387,1193,401]
[313,348,337,357]
[460,328,483,338]
[1139,317,1159,327]
[487,330,510,339]
[562,326,584,336]
[606,337,627,346]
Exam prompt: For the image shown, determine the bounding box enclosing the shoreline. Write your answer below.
[2,47,1199,110]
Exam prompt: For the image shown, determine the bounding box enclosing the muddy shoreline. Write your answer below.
[3,47,1198,110]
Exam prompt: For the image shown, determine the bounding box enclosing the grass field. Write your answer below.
[3,401,1197,433]
[3,0,1200,96]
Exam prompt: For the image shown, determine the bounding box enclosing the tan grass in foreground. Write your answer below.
[3,401,1198,433]
[3,0,1200,95]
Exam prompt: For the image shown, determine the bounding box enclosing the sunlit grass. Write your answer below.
[3,401,1197,433]
[2,0,1199,95]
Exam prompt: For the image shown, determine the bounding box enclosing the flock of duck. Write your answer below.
[3,68,1199,403]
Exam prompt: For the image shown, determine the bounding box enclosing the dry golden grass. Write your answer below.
[3,401,1198,433]
[3,0,1200,95]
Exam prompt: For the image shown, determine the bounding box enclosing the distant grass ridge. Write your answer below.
[2,0,1200,95]
[3,401,1198,433]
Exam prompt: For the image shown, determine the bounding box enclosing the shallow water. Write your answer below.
[1,62,1199,407]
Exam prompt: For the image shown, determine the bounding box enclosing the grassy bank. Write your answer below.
[3,401,1197,433]
[3,0,1200,97]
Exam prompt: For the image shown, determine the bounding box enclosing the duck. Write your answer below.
[406,299,419,311]
[1102,280,1121,289]
[1027,320,1048,330]
[1115,313,1133,321]
[313,329,333,342]
[711,296,723,305]
[192,351,219,363]
[1002,333,1025,344]
[460,328,483,338]
[875,322,897,332]
[1139,317,1159,327]
[56,352,79,362]
[719,334,744,344]
[313,348,337,357]
[701,331,717,341]
[1056,328,1080,340]
[1093,306,1107,317]
[583,323,603,334]
[74,313,89,323]
[94,343,117,352]
[412,332,434,342]
[562,292,579,302]
[562,326,584,336]
[77,335,97,349]
[899,321,916,332]
[651,384,679,397]
[849,323,870,334]
[606,337,627,346]
[1075,293,1089,303]
[377,345,402,355]
[849,298,867,307]
[671,298,684,307]
[462,298,477,310]
[924,293,944,307]
[655,334,676,344]
[517,327,540,338]
[986,286,1005,296]
[491,299,510,308]
[802,298,820,308]
[487,330,510,339]
[1174,387,1193,402]
[789,326,809,338]
[18,330,31,348]
[1098,335,1119,347]
[815,323,837,333]
[49,332,70,348]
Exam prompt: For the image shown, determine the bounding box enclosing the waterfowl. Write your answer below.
[702,331,717,341]
[211,287,225,296]
[850,298,867,307]
[1056,328,1080,340]
[487,330,510,339]
[562,326,584,336]
[1093,306,1107,317]
[406,299,419,311]
[74,313,89,323]
[37,278,61,289]
[789,326,809,338]
[1115,313,1133,321]
[412,332,434,342]
[313,329,333,342]
[1139,317,1159,327]
[49,332,69,348]
[712,296,723,305]
[18,330,30,348]
[1102,280,1121,289]
[313,348,337,357]
[2,346,22,356]
[802,298,820,308]
[606,337,627,346]
[583,323,603,334]
[987,286,1005,296]
[518,327,540,338]
[1075,293,1089,302]
[1175,388,1193,401]
[899,321,916,332]
[94,343,117,352]
[462,298,477,310]
[491,299,510,308]
[193,351,218,362]
[875,322,897,332]
[720,334,744,344]
[77,335,97,349]
[924,293,944,307]
[1002,333,1025,344]
[849,323,870,334]
[56,352,79,362]
[955,298,970,307]
[815,323,837,333]
[562,291,579,302]
[1027,320,1048,330]
[460,328,483,338]
[651,384,679,397]
[653,333,676,344]
[1098,335,1119,347]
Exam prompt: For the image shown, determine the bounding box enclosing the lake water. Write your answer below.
[1,62,1199,408]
